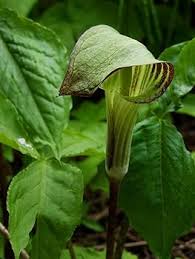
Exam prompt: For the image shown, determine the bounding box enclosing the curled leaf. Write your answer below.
[60,25,174,103]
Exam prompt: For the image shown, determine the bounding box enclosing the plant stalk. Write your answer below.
[115,213,129,259]
[0,144,14,259]
[68,242,77,259]
[106,177,120,259]
[0,223,29,259]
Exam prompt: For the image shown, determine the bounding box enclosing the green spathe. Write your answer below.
[60,25,173,101]
[60,24,174,179]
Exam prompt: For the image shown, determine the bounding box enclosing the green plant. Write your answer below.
[0,1,195,259]
[59,24,195,259]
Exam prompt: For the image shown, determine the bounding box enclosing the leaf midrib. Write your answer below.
[0,33,57,153]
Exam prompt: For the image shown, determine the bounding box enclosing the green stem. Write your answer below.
[0,223,29,259]
[0,145,14,259]
[68,242,77,259]
[105,89,138,259]
[106,177,120,259]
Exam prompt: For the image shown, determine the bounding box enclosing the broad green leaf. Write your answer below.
[0,9,71,158]
[8,159,83,259]
[119,117,195,259]
[0,0,37,16]
[177,94,195,117]
[61,247,137,259]
[60,25,173,104]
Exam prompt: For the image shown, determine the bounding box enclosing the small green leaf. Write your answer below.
[61,100,106,158]
[160,40,195,97]
[0,9,71,158]
[90,161,109,193]
[62,121,106,157]
[160,42,188,65]
[8,159,83,259]
[0,0,37,16]
[2,145,14,162]
[178,94,195,117]
[82,218,104,232]
[61,247,137,259]
[152,40,195,115]
[119,117,195,259]
[74,154,105,185]
[60,25,173,104]
[71,99,106,123]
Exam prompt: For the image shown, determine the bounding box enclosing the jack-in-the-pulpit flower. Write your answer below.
[59,25,174,181]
